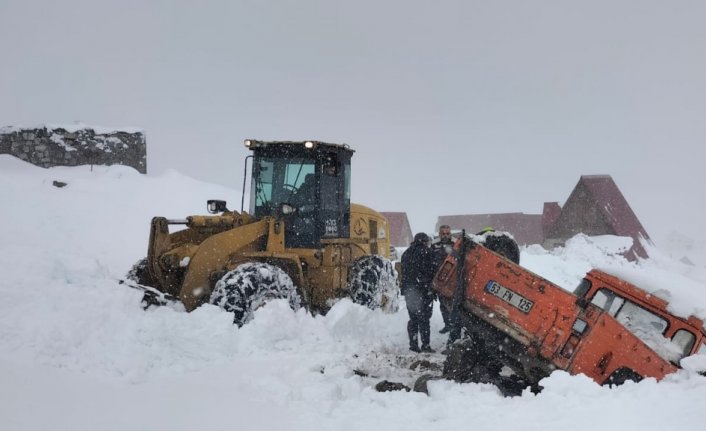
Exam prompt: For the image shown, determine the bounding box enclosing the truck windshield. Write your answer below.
[591,288,688,362]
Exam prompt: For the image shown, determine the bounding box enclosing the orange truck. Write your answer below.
[433,237,706,392]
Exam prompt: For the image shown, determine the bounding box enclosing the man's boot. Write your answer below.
[408,323,420,352]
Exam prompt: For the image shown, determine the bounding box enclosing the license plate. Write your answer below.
[485,281,534,313]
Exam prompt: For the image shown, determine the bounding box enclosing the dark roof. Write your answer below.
[380,212,414,247]
[436,213,543,245]
[581,176,649,237]
[550,175,651,259]
[433,176,650,259]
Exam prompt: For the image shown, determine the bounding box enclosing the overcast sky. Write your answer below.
[2,0,705,249]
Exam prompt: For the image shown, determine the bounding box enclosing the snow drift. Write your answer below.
[0,155,705,431]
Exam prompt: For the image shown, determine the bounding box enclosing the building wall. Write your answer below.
[0,126,147,173]
[436,213,543,246]
[380,212,414,247]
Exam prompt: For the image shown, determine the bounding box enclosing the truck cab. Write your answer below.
[575,269,706,365]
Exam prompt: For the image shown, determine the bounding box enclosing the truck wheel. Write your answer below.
[126,257,156,287]
[479,231,520,264]
[604,368,643,387]
[442,339,479,382]
[210,262,302,326]
[348,255,399,312]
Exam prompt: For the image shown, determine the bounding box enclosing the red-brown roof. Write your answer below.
[434,176,650,260]
[380,212,414,247]
[549,175,651,259]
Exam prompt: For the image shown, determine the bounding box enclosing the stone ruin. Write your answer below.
[0,124,147,173]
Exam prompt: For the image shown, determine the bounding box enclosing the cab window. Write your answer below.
[284,161,315,190]
[252,159,274,213]
[672,329,696,358]
[590,288,682,362]
[614,301,668,338]
[250,156,315,216]
[590,289,625,316]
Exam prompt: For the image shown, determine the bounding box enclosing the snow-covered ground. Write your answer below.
[1,155,705,431]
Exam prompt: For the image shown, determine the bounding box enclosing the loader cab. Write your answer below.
[246,140,352,248]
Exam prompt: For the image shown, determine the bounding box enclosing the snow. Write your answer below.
[1,154,705,430]
[49,132,77,151]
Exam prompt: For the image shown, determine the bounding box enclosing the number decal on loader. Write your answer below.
[325,219,338,236]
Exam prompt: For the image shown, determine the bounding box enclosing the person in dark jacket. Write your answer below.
[401,232,437,353]
[431,225,454,333]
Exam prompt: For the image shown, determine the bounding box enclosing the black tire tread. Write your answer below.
[348,255,398,311]
[209,262,301,326]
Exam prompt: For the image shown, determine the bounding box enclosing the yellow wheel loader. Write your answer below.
[126,140,397,325]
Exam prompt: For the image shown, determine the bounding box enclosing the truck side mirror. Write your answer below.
[207,200,228,214]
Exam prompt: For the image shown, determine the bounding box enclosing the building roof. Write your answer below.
[549,175,651,259]
[380,212,414,247]
[433,175,650,260]
[436,213,543,245]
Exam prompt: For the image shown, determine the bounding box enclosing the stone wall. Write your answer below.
[0,125,147,173]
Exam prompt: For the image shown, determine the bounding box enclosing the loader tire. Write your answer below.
[126,257,156,287]
[481,232,520,264]
[209,262,302,326]
[348,255,399,312]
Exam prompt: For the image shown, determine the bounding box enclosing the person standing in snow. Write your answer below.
[432,225,454,333]
[401,232,437,353]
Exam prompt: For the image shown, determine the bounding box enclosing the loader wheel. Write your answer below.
[348,255,399,312]
[209,262,302,326]
[479,231,520,264]
[126,257,156,287]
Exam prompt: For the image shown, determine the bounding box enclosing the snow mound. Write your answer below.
[1,159,705,431]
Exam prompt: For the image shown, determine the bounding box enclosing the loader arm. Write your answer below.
[178,220,270,311]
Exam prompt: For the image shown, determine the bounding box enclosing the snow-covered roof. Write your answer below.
[0,123,144,135]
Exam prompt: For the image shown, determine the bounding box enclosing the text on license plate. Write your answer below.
[484,281,534,313]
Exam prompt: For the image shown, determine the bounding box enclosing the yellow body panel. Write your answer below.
[145,204,391,312]
[349,203,391,259]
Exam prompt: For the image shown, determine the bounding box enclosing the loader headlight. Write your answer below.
[244,139,252,148]
[281,203,296,215]
[304,141,315,149]
[207,200,228,214]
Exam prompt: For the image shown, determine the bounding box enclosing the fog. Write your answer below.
[2,1,705,256]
